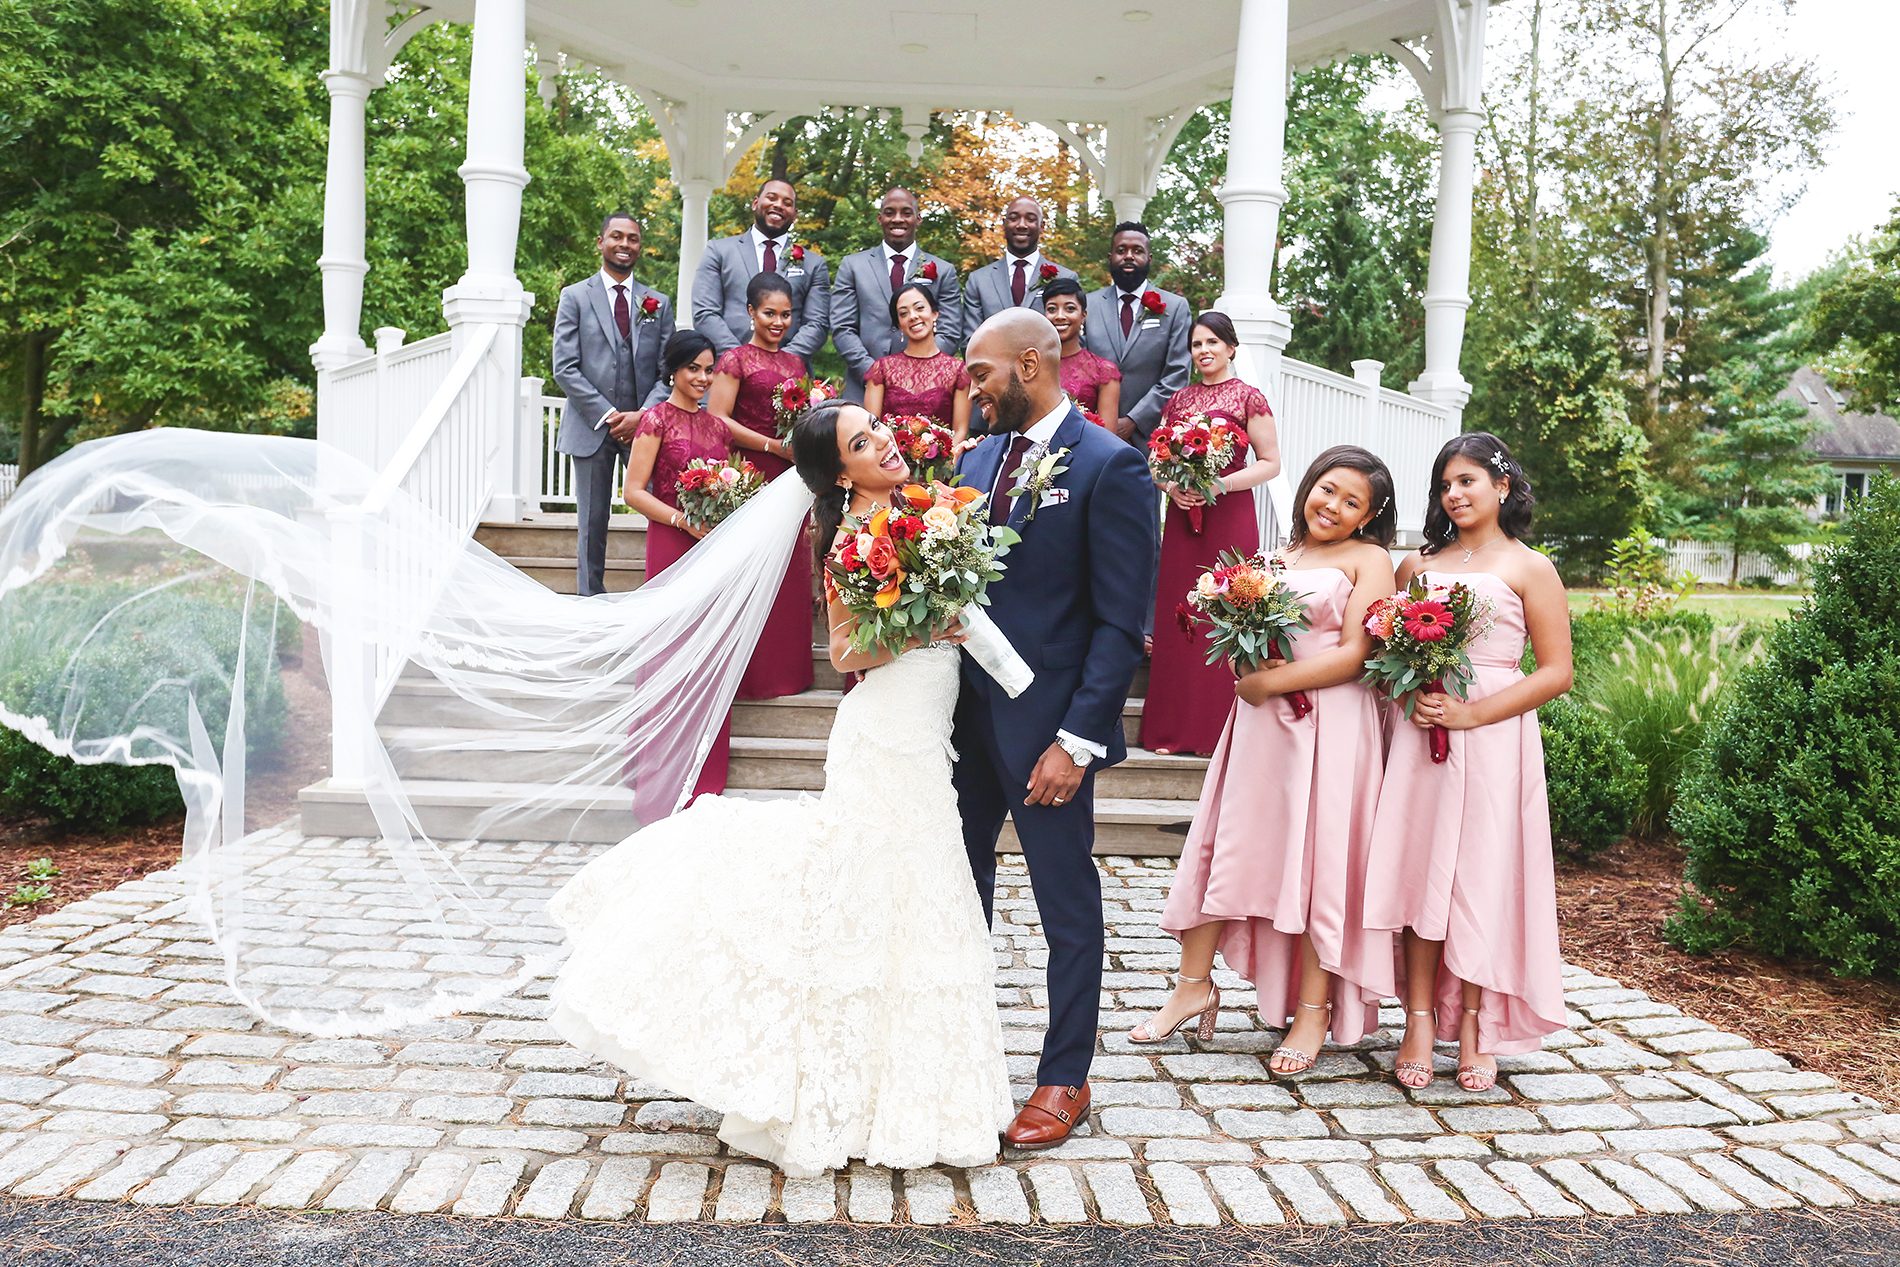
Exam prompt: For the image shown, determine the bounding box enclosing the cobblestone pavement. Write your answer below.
[1,823,1897,1228]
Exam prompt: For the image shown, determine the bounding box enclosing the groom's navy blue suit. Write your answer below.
[953,403,1158,1088]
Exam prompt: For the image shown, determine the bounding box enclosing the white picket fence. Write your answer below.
[1668,540,1812,586]
[0,464,16,513]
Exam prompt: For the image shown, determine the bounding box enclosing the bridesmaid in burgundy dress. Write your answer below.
[1139,311,1281,756]
[862,282,973,446]
[706,272,817,702]
[1042,278,1121,423]
[621,331,739,797]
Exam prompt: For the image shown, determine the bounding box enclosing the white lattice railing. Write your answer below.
[1276,357,1457,536]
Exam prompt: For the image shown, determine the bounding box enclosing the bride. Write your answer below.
[546,398,1014,1177]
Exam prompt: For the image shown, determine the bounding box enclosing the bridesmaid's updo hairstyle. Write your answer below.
[1288,445,1398,549]
[791,397,858,570]
[746,270,793,310]
[1420,431,1536,554]
[886,280,941,326]
[1039,276,1086,307]
[1191,310,1240,349]
[662,329,714,381]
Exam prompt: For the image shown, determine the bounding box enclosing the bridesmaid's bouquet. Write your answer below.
[1179,550,1312,719]
[887,414,954,485]
[674,458,764,532]
[1362,577,1496,764]
[1148,413,1247,532]
[824,482,1033,696]
[770,376,838,438]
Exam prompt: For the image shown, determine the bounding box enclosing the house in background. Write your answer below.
[1785,365,1900,516]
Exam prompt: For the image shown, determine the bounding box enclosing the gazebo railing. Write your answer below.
[322,330,455,473]
[1277,357,1457,536]
[524,390,627,513]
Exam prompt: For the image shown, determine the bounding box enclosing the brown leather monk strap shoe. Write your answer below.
[1004,1083,1091,1150]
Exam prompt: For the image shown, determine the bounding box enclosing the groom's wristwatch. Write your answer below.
[1057,737,1095,769]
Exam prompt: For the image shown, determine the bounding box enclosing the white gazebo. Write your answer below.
[311,0,1495,539]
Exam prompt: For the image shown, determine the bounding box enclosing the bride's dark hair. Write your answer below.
[791,397,858,570]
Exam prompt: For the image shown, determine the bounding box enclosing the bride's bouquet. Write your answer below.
[886,414,954,485]
[824,482,1033,696]
[1148,413,1247,532]
[674,457,764,532]
[1179,550,1312,719]
[1362,577,1496,763]
[771,376,838,438]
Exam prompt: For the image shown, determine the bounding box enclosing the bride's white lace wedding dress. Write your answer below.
[546,643,1013,1177]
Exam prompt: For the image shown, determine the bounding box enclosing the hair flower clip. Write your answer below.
[1489,449,1510,473]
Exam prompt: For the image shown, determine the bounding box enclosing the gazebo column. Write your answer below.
[311,69,373,374]
[1216,0,1294,388]
[676,179,714,316]
[443,0,535,519]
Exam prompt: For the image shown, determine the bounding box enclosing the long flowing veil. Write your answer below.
[0,429,814,1035]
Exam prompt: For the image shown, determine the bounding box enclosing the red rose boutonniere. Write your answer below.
[789,244,806,263]
[1140,290,1168,317]
[918,260,938,281]
[1038,262,1059,284]
[639,293,662,324]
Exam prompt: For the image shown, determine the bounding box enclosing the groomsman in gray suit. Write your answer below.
[830,186,962,402]
[552,213,675,596]
[1084,222,1191,444]
[961,197,1079,343]
[691,178,829,365]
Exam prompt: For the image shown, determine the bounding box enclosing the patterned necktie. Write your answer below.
[761,238,778,274]
[991,434,1035,526]
[1121,292,1137,338]
[890,252,908,292]
[613,284,632,341]
[1011,258,1028,306]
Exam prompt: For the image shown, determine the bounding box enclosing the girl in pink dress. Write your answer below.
[1131,448,1399,1073]
[1041,278,1122,422]
[706,272,817,702]
[1140,311,1282,756]
[1365,433,1575,1091]
[862,282,974,446]
[621,330,740,797]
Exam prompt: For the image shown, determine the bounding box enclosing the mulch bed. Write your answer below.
[1556,835,1900,1107]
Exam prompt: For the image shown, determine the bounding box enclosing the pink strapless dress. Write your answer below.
[1362,570,1565,1055]
[1159,568,1395,1043]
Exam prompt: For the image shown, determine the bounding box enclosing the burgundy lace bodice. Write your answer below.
[1163,378,1272,476]
[635,401,733,511]
[715,343,807,441]
[1059,348,1122,413]
[866,351,968,429]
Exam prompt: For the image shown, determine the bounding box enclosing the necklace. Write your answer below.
[1457,532,1505,564]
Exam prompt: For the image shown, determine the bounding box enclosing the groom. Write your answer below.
[953,309,1157,1149]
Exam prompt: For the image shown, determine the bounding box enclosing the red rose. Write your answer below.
[1141,290,1167,315]
[641,294,661,314]
[1039,262,1058,283]
[836,538,861,569]
[919,260,938,280]
[889,514,924,541]
[866,535,899,580]
[790,244,805,262]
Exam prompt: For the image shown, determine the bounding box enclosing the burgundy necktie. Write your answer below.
[613,284,631,341]
[1121,292,1137,338]
[891,252,908,292]
[1011,258,1027,306]
[761,238,778,274]
[990,435,1035,526]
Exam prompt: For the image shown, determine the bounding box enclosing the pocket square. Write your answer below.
[1038,488,1070,508]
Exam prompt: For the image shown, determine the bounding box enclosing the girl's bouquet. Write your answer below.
[770,376,838,438]
[674,458,765,532]
[1148,413,1248,532]
[1362,577,1496,763]
[1179,550,1311,718]
[825,482,1033,696]
[887,414,955,485]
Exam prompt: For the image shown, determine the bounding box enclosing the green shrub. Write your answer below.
[0,728,181,829]
[1577,625,1764,838]
[1568,607,1715,668]
[1666,476,1900,975]
[1540,694,1644,858]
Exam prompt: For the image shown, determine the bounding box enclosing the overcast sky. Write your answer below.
[1755,0,1899,279]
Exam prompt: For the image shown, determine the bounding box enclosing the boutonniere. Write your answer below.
[789,244,806,263]
[1006,444,1071,523]
[1140,290,1167,317]
[638,294,662,324]
[917,259,938,280]
[1037,262,1059,286]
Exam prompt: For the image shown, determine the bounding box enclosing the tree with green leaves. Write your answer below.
[1807,199,1900,413]
[1690,351,1829,584]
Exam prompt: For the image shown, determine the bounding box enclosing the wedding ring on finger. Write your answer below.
[1053,797,1065,804]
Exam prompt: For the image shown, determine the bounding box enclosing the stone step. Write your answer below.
[732,691,1147,745]
[723,736,1206,800]
[296,779,1194,854]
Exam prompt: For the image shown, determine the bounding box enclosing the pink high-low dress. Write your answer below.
[1160,568,1394,1043]
[1363,570,1565,1054]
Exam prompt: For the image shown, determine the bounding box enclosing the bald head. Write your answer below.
[966,309,1064,435]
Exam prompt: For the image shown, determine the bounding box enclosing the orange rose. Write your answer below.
[874,574,905,607]
[866,535,900,579]
[901,484,932,509]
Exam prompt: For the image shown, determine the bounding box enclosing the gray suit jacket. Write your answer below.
[1083,284,1192,436]
[691,234,830,364]
[551,275,675,458]
[830,246,963,402]
[960,255,1080,347]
